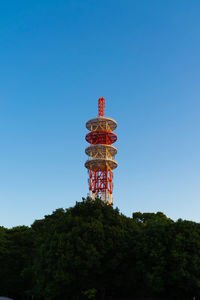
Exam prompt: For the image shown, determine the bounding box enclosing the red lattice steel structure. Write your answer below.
[98,97,105,117]
[85,97,118,204]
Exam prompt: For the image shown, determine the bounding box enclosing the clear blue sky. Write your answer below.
[0,0,200,227]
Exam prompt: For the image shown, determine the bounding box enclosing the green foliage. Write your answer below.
[1,197,200,300]
[82,288,97,299]
[0,225,34,299]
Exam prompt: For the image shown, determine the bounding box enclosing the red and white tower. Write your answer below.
[85,97,118,205]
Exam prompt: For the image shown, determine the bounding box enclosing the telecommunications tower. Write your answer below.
[85,97,118,205]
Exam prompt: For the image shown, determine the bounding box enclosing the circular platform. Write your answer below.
[85,158,118,171]
[86,117,117,132]
[85,131,117,145]
[85,144,117,158]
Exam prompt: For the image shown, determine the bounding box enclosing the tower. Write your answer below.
[85,97,118,205]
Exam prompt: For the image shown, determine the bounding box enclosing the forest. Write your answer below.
[0,197,200,300]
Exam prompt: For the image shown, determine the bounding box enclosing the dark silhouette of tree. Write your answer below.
[0,197,200,300]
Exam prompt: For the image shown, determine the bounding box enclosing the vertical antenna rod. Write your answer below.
[98,97,105,117]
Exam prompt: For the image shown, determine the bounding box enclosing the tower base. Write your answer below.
[89,190,113,205]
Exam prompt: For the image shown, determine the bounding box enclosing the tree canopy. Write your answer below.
[0,197,200,300]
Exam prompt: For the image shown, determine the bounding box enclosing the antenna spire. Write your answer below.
[98,97,105,117]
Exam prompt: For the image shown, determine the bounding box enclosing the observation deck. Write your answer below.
[86,117,117,132]
[85,144,117,158]
[85,158,118,171]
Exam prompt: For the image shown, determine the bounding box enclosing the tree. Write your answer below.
[1,198,200,300]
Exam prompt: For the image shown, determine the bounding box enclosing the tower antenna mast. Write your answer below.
[85,97,118,204]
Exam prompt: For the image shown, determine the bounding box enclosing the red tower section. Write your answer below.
[98,97,105,117]
[85,97,118,204]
